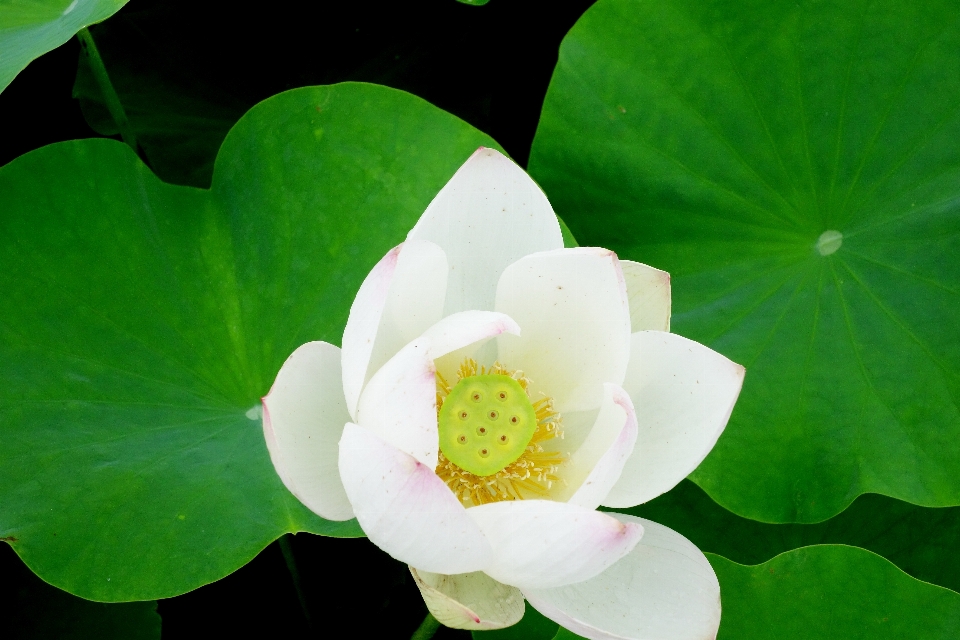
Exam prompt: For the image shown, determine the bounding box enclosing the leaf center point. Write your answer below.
[816,230,843,256]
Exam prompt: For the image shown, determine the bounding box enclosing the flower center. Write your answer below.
[438,375,537,476]
[435,359,564,506]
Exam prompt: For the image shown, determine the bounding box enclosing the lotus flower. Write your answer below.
[262,148,744,639]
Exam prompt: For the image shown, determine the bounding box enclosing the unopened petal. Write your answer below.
[408,147,563,314]
[467,500,642,590]
[262,342,354,521]
[357,311,519,468]
[621,260,671,332]
[410,567,525,631]
[558,384,638,510]
[496,248,631,416]
[339,423,491,574]
[523,515,720,640]
[604,332,745,508]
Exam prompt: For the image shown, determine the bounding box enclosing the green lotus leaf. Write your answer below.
[529,0,960,522]
[1,545,160,638]
[0,82,498,601]
[617,479,960,594]
[0,0,128,94]
[710,547,960,639]
[552,546,960,639]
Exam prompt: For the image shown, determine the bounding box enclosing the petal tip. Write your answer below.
[499,316,522,336]
[467,146,503,162]
[621,520,644,543]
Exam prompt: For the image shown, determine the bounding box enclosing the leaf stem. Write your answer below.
[411,612,441,640]
[75,27,138,153]
[277,533,312,628]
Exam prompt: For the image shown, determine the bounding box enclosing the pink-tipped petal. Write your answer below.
[408,147,563,314]
[559,384,638,510]
[466,500,643,589]
[421,310,521,357]
[604,331,746,508]
[357,311,519,468]
[523,515,720,640]
[410,567,525,631]
[357,338,437,466]
[342,245,402,421]
[262,341,354,521]
[495,248,632,417]
[339,423,492,574]
[364,239,449,388]
[621,260,671,332]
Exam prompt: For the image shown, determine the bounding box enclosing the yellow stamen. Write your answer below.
[436,358,565,506]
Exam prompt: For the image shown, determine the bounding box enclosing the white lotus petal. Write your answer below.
[467,500,642,589]
[524,514,720,640]
[496,247,631,415]
[339,423,491,574]
[604,331,745,508]
[421,310,520,357]
[621,260,671,332]
[342,245,401,421]
[357,311,519,468]
[356,339,437,466]
[365,239,448,389]
[409,567,525,631]
[408,147,563,314]
[262,341,354,521]
[559,384,638,510]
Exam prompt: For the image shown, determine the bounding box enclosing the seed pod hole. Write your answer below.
[510,416,519,424]
[479,448,489,458]
[488,410,499,420]
[457,435,467,444]
[498,391,507,400]
[477,426,487,435]
[499,435,508,444]
[459,411,468,420]
[472,392,482,402]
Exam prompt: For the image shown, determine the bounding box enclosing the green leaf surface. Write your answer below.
[709,547,960,639]
[529,0,960,522]
[0,82,498,601]
[552,546,960,639]
[1,544,160,639]
[473,602,558,640]
[557,216,578,248]
[616,479,960,594]
[0,0,128,94]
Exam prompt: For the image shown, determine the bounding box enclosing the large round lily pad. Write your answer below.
[0,82,498,600]
[529,0,960,522]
